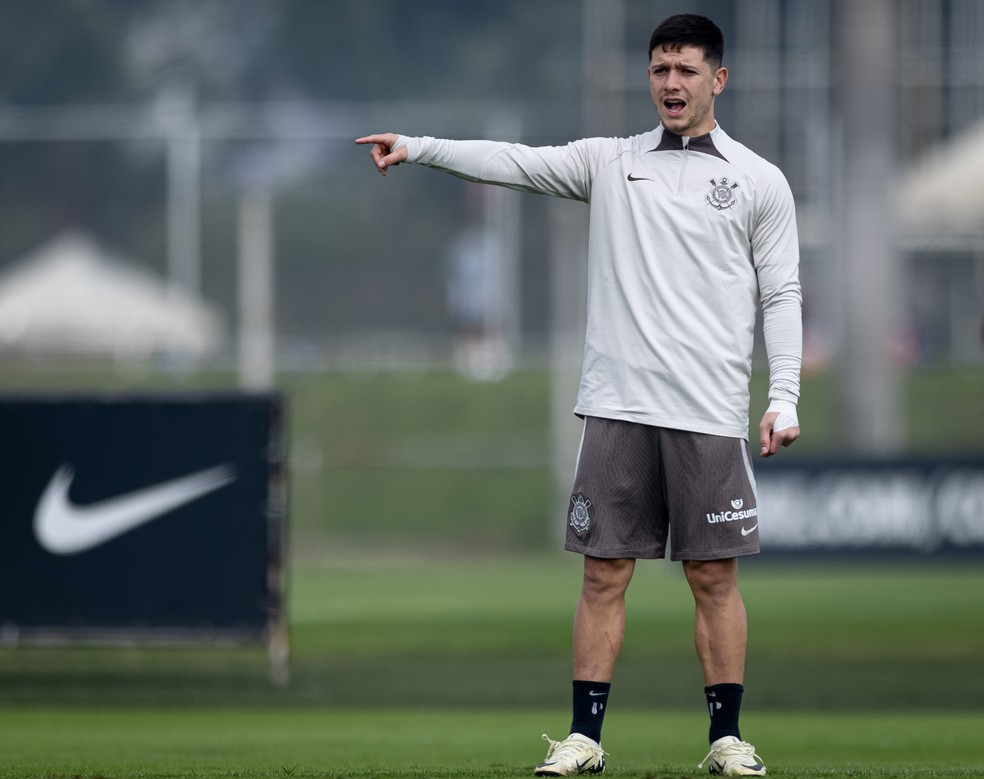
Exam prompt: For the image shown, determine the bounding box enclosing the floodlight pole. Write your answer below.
[163,86,202,296]
[549,0,626,539]
[238,182,276,390]
[478,114,523,378]
[833,0,904,453]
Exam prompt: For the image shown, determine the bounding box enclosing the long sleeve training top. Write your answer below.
[398,124,802,440]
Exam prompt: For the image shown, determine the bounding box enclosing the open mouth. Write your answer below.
[663,98,686,117]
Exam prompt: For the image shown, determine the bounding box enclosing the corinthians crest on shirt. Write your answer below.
[706,177,739,210]
[569,493,592,535]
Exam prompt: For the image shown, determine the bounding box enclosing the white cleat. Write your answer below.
[534,733,606,776]
[698,736,767,776]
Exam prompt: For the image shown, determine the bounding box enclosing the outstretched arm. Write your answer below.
[356,134,595,201]
[355,133,408,176]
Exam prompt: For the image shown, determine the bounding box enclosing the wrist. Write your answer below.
[766,399,798,432]
[394,134,413,161]
[767,399,796,416]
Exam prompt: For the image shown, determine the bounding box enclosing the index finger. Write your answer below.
[355,134,394,146]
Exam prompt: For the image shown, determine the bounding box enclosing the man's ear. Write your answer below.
[713,66,728,96]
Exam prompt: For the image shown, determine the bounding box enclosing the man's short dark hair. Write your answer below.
[648,14,724,69]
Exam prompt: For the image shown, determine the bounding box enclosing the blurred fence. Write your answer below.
[0,2,982,551]
[1,1,983,373]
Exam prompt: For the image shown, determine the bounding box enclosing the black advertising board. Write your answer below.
[756,454,984,554]
[0,393,286,651]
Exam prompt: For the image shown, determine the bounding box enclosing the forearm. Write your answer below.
[761,292,802,408]
[397,135,590,201]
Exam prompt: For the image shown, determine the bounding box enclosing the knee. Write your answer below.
[683,559,738,601]
[582,556,634,600]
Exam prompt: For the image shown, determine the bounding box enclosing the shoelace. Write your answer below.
[697,739,762,771]
[541,734,564,758]
[540,733,608,762]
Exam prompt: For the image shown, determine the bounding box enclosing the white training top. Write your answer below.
[398,124,802,440]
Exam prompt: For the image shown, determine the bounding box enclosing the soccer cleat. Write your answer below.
[534,732,606,776]
[697,736,767,776]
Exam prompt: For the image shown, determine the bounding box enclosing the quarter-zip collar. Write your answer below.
[652,125,728,162]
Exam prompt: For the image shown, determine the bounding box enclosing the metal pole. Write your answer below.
[549,0,626,539]
[834,0,904,453]
[164,87,202,295]
[484,113,523,376]
[237,184,275,390]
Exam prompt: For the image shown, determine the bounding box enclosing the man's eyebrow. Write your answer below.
[650,60,701,69]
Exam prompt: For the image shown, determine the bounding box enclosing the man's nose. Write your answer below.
[663,70,682,90]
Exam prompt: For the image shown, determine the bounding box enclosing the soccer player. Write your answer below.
[357,13,801,777]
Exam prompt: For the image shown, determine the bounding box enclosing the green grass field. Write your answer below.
[1,708,982,778]
[0,363,981,776]
[2,557,982,778]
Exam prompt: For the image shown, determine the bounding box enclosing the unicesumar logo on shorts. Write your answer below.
[569,493,592,535]
[705,496,758,524]
[706,177,739,210]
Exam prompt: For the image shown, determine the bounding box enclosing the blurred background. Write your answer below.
[0,0,982,730]
[0,1,982,563]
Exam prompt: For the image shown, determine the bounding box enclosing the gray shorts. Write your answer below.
[564,416,761,561]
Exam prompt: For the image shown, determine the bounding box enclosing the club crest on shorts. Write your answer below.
[706,177,739,210]
[569,493,592,535]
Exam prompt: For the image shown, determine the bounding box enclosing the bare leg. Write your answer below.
[572,556,636,681]
[682,558,747,684]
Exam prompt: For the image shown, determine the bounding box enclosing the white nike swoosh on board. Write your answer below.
[34,464,237,555]
[741,523,759,537]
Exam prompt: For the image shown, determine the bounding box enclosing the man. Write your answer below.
[357,13,800,777]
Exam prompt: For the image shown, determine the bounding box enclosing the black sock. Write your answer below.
[570,679,610,744]
[705,683,743,743]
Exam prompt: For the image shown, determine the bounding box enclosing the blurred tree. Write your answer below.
[0,0,134,102]
[0,0,584,345]
[270,2,580,102]
[125,0,281,101]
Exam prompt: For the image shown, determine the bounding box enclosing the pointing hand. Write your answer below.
[355,133,408,176]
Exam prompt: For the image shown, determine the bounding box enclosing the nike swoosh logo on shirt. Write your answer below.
[741,524,759,537]
[626,173,652,182]
[34,464,237,555]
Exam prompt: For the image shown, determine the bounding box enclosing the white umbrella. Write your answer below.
[897,116,984,240]
[0,231,224,357]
